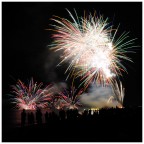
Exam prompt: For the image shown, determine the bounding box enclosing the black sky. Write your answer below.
[2,2,142,107]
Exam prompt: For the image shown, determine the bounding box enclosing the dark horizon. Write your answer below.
[3,107,142,142]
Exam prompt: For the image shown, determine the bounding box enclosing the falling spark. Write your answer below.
[107,80,125,108]
[112,80,125,108]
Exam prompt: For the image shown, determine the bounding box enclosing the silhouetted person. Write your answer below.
[49,112,52,121]
[36,109,39,124]
[52,111,58,120]
[93,110,98,119]
[69,109,73,120]
[88,109,92,120]
[30,112,34,124]
[73,109,78,120]
[59,109,66,120]
[83,110,88,120]
[39,109,42,124]
[36,109,42,124]
[66,109,70,120]
[21,109,26,127]
[45,111,49,123]
[28,112,31,125]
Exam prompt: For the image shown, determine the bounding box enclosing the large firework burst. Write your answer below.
[50,9,136,88]
[10,78,54,110]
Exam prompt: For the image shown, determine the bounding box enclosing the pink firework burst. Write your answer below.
[10,78,54,110]
[54,86,83,110]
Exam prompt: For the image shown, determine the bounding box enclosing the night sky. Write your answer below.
[2,2,142,108]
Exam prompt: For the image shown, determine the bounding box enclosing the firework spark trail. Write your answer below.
[54,86,83,109]
[10,78,54,110]
[111,80,125,108]
[49,9,136,88]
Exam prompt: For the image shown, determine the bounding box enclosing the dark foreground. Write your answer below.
[3,107,142,142]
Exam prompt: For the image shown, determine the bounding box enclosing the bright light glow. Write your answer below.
[50,10,135,88]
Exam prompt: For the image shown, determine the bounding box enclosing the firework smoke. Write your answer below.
[80,81,124,108]
[44,49,61,82]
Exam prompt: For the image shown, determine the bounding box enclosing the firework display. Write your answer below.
[112,80,125,108]
[55,86,83,109]
[10,78,54,110]
[10,79,125,109]
[50,10,135,88]
[106,80,124,108]
[10,9,136,110]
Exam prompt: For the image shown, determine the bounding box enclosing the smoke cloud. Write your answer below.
[52,82,68,94]
[44,48,61,82]
[80,83,120,108]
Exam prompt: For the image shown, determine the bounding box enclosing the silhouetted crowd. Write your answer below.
[21,107,141,127]
[21,108,81,126]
